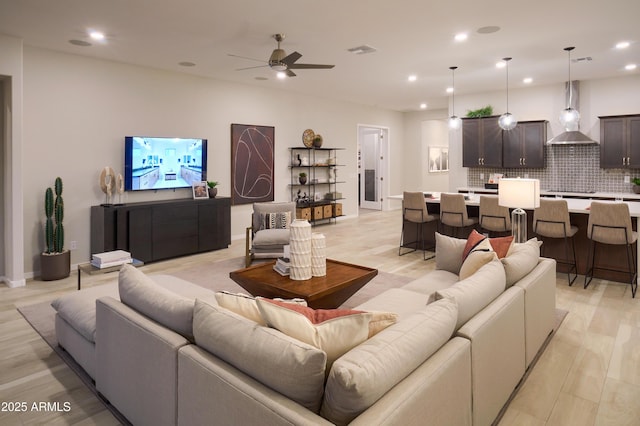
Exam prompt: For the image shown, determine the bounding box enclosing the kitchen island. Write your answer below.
[391,191,639,285]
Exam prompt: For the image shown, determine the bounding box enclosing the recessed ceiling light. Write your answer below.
[477,26,500,34]
[276,71,287,79]
[496,60,506,68]
[523,77,533,84]
[454,33,468,42]
[89,31,105,41]
[408,75,417,82]
[69,39,91,47]
[625,64,637,71]
[446,87,454,93]
[255,76,268,81]
[420,103,427,109]
[178,61,196,67]
[616,41,630,49]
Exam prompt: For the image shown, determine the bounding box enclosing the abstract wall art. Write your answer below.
[231,124,275,205]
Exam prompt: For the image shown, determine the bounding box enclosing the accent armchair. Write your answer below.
[245,201,297,267]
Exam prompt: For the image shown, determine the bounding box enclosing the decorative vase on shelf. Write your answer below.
[289,219,312,280]
[299,174,307,185]
[313,134,323,148]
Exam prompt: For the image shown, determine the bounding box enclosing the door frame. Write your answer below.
[357,124,389,211]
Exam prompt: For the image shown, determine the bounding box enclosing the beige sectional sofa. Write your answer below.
[51,233,556,426]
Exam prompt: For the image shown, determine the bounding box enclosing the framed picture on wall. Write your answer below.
[428,146,449,173]
[231,124,275,205]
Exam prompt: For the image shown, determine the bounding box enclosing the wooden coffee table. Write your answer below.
[229,259,378,309]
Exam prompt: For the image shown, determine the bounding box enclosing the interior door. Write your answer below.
[359,126,386,210]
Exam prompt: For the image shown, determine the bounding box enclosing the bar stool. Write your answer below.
[533,198,578,285]
[399,191,437,260]
[479,195,511,237]
[439,193,478,238]
[584,201,638,297]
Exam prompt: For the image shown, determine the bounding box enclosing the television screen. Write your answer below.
[124,136,207,191]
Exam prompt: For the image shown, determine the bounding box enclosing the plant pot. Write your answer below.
[633,185,640,194]
[313,135,323,148]
[208,187,218,198]
[40,250,71,281]
[299,176,307,185]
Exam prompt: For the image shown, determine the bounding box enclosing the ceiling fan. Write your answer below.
[229,34,335,77]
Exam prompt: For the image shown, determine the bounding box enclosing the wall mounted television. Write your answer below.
[124,136,208,191]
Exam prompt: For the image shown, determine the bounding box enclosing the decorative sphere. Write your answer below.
[498,112,517,131]
[448,115,462,130]
[559,107,580,128]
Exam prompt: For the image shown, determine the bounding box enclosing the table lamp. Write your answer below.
[498,178,540,243]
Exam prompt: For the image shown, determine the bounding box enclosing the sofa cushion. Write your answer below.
[435,232,466,274]
[214,291,306,325]
[321,297,458,425]
[256,298,397,369]
[252,228,290,249]
[118,264,196,339]
[502,237,542,287]
[435,258,506,330]
[192,299,326,413]
[51,283,119,343]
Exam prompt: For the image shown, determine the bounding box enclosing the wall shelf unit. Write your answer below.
[289,147,345,225]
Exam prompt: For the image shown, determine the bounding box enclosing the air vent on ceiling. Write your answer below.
[347,45,377,55]
[572,57,593,63]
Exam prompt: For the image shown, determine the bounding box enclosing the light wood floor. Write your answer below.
[1,209,639,425]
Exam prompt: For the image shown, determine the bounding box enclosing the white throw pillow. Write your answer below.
[256,298,397,369]
[435,232,466,274]
[214,291,306,325]
[459,241,498,280]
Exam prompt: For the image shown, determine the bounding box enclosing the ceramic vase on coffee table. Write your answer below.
[289,219,312,280]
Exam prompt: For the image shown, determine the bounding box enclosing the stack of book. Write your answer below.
[273,257,290,276]
[91,250,133,269]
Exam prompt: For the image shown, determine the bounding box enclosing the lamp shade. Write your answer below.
[498,178,540,209]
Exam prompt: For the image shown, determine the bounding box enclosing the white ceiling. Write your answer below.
[1,0,639,112]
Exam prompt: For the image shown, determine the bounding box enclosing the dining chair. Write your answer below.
[439,193,478,238]
[479,195,511,237]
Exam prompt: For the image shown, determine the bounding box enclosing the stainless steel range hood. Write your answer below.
[547,81,598,145]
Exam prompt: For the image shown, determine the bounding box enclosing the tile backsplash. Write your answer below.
[467,145,640,193]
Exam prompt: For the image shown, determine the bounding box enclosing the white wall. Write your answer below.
[21,46,404,276]
[0,34,25,287]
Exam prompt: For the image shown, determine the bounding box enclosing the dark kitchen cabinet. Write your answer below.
[599,114,640,168]
[91,197,231,263]
[462,117,503,167]
[502,120,547,168]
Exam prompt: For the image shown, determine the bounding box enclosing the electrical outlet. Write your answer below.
[625,175,630,183]
[70,240,77,250]
[524,173,529,179]
[480,173,484,180]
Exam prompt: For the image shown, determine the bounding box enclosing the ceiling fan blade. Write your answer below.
[281,51,302,66]
[285,69,297,77]
[287,63,335,70]
[227,53,265,63]
[235,64,269,71]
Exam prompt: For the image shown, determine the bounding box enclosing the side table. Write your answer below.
[77,259,144,290]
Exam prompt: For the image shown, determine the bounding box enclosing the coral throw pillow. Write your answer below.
[463,229,513,260]
[256,298,397,369]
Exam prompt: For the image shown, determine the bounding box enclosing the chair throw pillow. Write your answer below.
[256,298,397,369]
[214,291,307,326]
[261,211,292,230]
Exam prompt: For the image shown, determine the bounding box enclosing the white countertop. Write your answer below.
[457,186,640,201]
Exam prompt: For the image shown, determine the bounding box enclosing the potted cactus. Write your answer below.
[40,177,70,280]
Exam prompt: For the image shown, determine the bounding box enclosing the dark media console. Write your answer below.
[91,198,231,263]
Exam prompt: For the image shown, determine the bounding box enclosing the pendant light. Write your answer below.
[498,57,517,130]
[448,66,462,130]
[559,46,580,128]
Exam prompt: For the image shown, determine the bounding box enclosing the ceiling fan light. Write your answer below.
[449,115,462,130]
[271,63,287,72]
[499,112,517,130]
[559,107,580,128]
